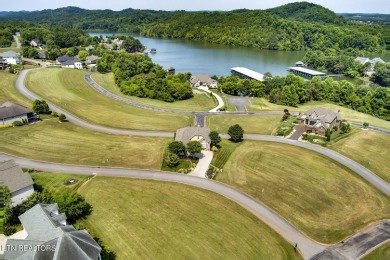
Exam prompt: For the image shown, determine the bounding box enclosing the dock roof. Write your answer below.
[288,67,326,76]
[231,67,264,81]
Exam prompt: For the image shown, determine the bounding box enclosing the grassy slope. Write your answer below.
[79,177,302,260]
[0,71,31,106]
[330,130,390,182]
[206,114,282,134]
[216,141,390,244]
[25,68,193,131]
[0,119,169,169]
[249,98,390,130]
[91,73,216,111]
[362,242,390,260]
[211,139,242,169]
[31,172,92,195]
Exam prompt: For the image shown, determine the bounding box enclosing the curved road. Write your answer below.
[0,153,324,259]
[16,69,390,196]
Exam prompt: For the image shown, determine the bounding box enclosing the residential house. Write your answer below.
[0,102,34,125]
[0,160,34,206]
[57,55,84,69]
[190,74,218,88]
[0,51,22,65]
[5,203,102,260]
[297,107,341,136]
[30,39,41,48]
[175,127,211,150]
[86,55,99,64]
[38,52,46,60]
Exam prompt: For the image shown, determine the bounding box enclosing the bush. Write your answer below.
[165,152,180,168]
[363,122,369,128]
[51,111,58,117]
[228,124,244,142]
[12,121,23,127]
[59,113,66,122]
[32,100,50,114]
[3,224,16,236]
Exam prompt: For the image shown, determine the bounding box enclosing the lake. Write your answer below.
[89,33,305,77]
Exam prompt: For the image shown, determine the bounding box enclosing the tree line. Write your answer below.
[219,74,389,120]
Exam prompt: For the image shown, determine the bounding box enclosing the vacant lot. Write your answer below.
[92,73,216,111]
[0,70,31,106]
[206,114,282,134]
[217,141,390,244]
[0,119,169,169]
[249,98,390,130]
[330,130,390,182]
[79,177,301,260]
[25,68,193,131]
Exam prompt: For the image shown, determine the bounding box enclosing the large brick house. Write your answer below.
[297,108,341,136]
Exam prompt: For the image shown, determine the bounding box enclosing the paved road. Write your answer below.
[229,134,390,196]
[312,221,390,260]
[16,69,174,137]
[13,35,21,49]
[350,122,390,134]
[0,153,325,260]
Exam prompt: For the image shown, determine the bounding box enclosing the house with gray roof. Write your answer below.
[190,74,218,89]
[0,102,33,125]
[0,51,22,65]
[297,108,341,136]
[0,160,34,206]
[5,203,101,260]
[175,127,211,150]
[57,55,84,69]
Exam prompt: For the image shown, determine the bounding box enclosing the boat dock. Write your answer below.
[288,67,326,79]
[231,67,264,81]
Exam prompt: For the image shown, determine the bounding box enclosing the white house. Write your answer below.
[0,51,22,65]
[0,102,33,125]
[30,39,41,48]
[0,160,34,206]
[59,57,84,69]
[190,74,218,88]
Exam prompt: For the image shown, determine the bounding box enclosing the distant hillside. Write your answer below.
[266,1,346,25]
[340,13,390,25]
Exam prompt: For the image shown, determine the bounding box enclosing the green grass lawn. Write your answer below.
[329,130,390,182]
[248,98,390,130]
[0,119,169,169]
[25,68,193,132]
[362,242,390,260]
[0,71,31,106]
[31,172,92,195]
[211,139,242,169]
[216,141,390,244]
[206,114,282,134]
[79,177,302,260]
[91,73,217,111]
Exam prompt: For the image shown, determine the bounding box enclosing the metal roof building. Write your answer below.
[288,67,326,78]
[231,67,264,81]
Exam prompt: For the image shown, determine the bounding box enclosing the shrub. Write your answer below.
[59,113,66,122]
[3,225,16,236]
[51,111,58,117]
[228,124,244,142]
[12,121,23,127]
[363,122,369,128]
[32,100,50,114]
[165,152,179,168]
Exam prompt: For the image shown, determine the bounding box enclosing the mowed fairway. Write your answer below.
[216,141,390,244]
[79,177,302,260]
[92,73,217,111]
[0,119,168,169]
[249,98,390,130]
[206,114,282,134]
[25,68,193,131]
[330,130,390,182]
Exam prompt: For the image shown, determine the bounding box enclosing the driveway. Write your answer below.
[289,125,309,140]
[190,151,213,178]
[227,96,250,112]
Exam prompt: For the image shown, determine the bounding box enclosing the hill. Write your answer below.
[266,1,346,25]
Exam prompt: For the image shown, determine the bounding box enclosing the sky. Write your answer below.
[1,0,389,14]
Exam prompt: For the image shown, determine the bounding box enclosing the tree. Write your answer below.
[228,124,244,142]
[32,99,50,114]
[363,122,369,128]
[209,131,221,147]
[165,152,180,167]
[78,50,88,61]
[59,113,66,122]
[186,141,202,157]
[168,141,186,155]
[57,192,92,224]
